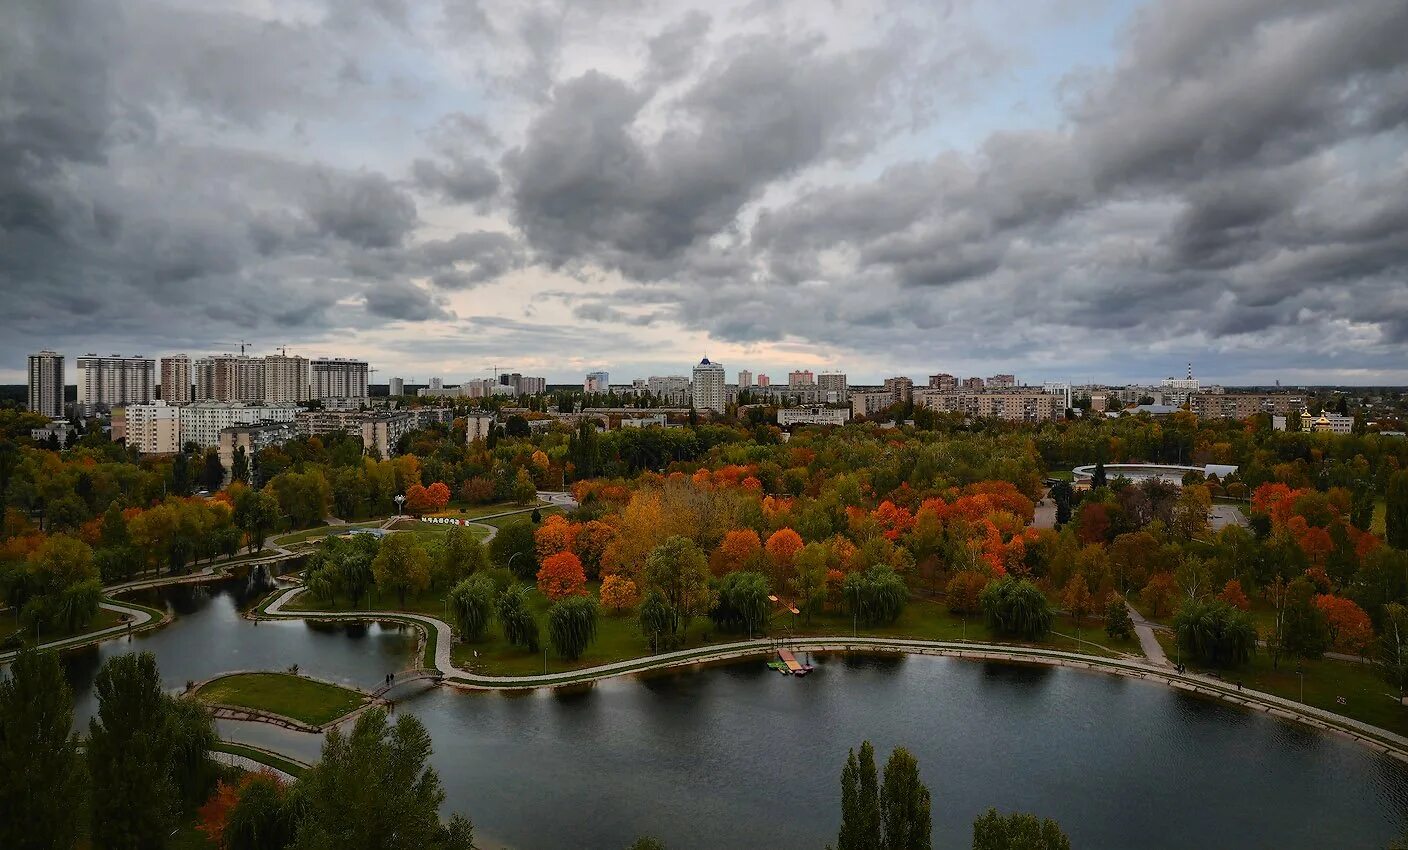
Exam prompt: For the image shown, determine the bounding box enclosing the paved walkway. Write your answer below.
[1127,601,1171,667]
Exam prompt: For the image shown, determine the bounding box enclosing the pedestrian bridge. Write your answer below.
[371,668,444,699]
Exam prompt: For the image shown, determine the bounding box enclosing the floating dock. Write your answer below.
[772,647,813,676]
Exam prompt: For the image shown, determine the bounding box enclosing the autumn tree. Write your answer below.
[537,551,587,601]
[1216,579,1250,611]
[572,520,615,580]
[1315,595,1374,656]
[714,528,763,576]
[600,574,640,614]
[371,534,431,606]
[642,536,713,645]
[1141,572,1177,618]
[534,515,577,560]
[946,571,988,616]
[765,528,804,587]
[1060,576,1095,631]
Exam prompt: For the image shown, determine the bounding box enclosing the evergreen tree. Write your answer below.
[231,445,250,485]
[88,652,178,848]
[837,741,881,850]
[880,747,931,850]
[0,650,84,850]
[201,448,225,491]
[1388,470,1408,550]
[1092,456,1107,489]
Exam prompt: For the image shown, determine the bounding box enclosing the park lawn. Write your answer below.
[1045,470,1075,481]
[475,507,563,529]
[1374,501,1387,536]
[270,520,387,548]
[194,672,366,726]
[449,589,1140,678]
[1153,631,1408,736]
[429,500,548,520]
[0,606,126,644]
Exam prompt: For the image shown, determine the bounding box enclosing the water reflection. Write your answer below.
[43,585,1408,850]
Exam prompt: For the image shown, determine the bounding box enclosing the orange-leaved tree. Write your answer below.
[599,574,640,614]
[1315,594,1374,656]
[537,551,587,601]
[764,528,804,585]
[1062,575,1095,629]
[1217,579,1251,611]
[1142,571,1177,618]
[535,514,578,560]
[714,528,762,576]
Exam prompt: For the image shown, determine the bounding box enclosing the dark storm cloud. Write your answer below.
[504,31,903,274]
[363,281,452,322]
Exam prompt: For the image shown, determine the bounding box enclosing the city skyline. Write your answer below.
[4,2,1407,388]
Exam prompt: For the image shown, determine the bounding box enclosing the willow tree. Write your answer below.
[495,585,539,651]
[980,578,1053,640]
[1173,600,1256,668]
[447,574,496,642]
[548,596,600,660]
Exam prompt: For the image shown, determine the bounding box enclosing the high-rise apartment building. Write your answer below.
[178,402,299,448]
[161,355,191,403]
[28,351,65,419]
[310,358,369,401]
[788,370,816,387]
[883,376,914,404]
[757,374,771,387]
[389,377,405,396]
[646,375,692,405]
[928,373,956,391]
[692,358,726,412]
[988,374,1017,389]
[263,354,309,404]
[584,371,610,392]
[738,370,753,388]
[817,372,849,402]
[75,354,155,415]
[195,355,265,402]
[961,377,986,391]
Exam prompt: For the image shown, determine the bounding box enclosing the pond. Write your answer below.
[55,579,1408,849]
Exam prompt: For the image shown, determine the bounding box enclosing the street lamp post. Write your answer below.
[394,494,405,517]
[508,551,524,576]
[1297,666,1305,703]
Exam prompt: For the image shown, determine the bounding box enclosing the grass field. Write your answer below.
[194,672,366,726]
[1153,630,1407,735]
[0,606,126,645]
[474,506,563,529]
[269,520,388,548]
[425,500,548,520]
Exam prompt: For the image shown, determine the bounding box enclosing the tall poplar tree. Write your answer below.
[0,651,83,850]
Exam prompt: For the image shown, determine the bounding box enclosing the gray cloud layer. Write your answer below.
[2,0,1406,383]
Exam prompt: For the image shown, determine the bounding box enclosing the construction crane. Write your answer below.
[210,340,252,356]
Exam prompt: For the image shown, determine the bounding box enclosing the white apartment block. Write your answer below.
[75,354,155,415]
[310,358,369,401]
[647,375,692,405]
[778,406,851,427]
[263,354,309,404]
[124,401,182,455]
[465,414,495,443]
[161,355,191,404]
[737,370,753,388]
[178,402,299,449]
[389,377,405,396]
[218,421,298,473]
[28,350,65,419]
[692,358,726,412]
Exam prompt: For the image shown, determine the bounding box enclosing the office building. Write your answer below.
[28,350,65,419]
[692,358,726,412]
[263,354,309,404]
[499,373,547,395]
[310,358,369,401]
[161,355,191,403]
[75,354,155,415]
[195,355,265,403]
[124,401,182,454]
[778,406,851,427]
[389,377,405,396]
[738,370,753,389]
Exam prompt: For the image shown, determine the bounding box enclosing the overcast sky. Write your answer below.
[3,0,1407,387]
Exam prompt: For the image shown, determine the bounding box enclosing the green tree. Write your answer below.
[447,574,497,642]
[1388,470,1408,550]
[1104,597,1133,640]
[791,543,830,624]
[231,445,251,486]
[201,448,225,491]
[1379,603,1408,698]
[837,740,880,850]
[224,772,298,850]
[233,487,280,552]
[843,566,908,627]
[87,652,177,848]
[642,536,713,644]
[980,578,1053,640]
[372,534,431,606]
[709,571,771,635]
[548,595,600,660]
[1281,577,1330,659]
[490,518,539,578]
[880,747,931,850]
[291,708,476,850]
[0,650,84,850]
[512,466,538,505]
[971,808,1070,850]
[1173,600,1256,668]
[436,524,486,589]
[496,584,540,651]
[1050,481,1073,527]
